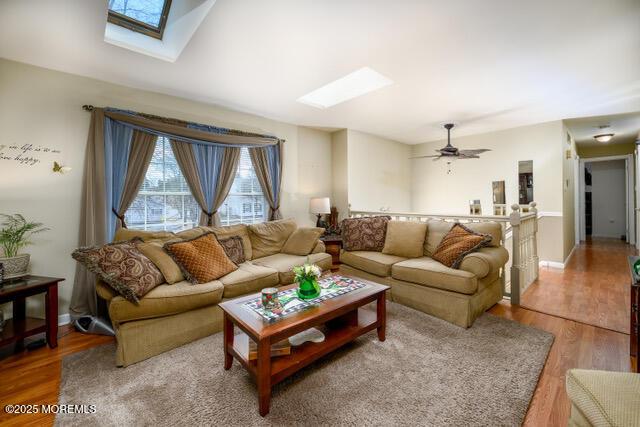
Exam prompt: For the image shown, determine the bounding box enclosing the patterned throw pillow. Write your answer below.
[218,235,246,265]
[72,239,164,303]
[164,232,238,284]
[431,223,492,268]
[341,216,391,252]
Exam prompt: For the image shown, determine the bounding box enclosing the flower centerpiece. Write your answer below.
[293,259,322,300]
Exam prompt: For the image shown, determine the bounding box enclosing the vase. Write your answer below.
[297,277,321,300]
[0,253,30,281]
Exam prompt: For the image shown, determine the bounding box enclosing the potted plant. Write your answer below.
[293,259,322,299]
[0,214,49,280]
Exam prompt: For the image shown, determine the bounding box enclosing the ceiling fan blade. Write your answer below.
[459,149,491,155]
[432,156,444,161]
[410,155,441,159]
[458,153,480,159]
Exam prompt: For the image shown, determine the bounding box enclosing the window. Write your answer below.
[219,147,267,226]
[108,0,172,40]
[125,137,199,232]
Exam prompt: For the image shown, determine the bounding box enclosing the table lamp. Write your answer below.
[309,197,331,227]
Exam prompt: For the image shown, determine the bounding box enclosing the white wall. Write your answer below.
[331,130,349,220]
[346,130,412,213]
[590,159,626,238]
[562,123,577,260]
[0,58,332,317]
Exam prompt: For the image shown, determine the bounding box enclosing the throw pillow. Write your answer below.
[209,224,253,260]
[382,220,427,258]
[341,216,391,252]
[113,228,176,243]
[248,218,297,259]
[136,239,184,284]
[164,232,238,284]
[72,240,164,303]
[282,227,325,256]
[431,223,492,269]
[218,235,246,265]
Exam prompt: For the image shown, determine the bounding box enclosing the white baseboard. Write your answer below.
[58,313,71,326]
[539,260,565,269]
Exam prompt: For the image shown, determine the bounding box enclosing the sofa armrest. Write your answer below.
[311,240,326,254]
[458,246,509,279]
[96,280,118,301]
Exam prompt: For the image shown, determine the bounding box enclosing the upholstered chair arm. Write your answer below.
[458,246,509,279]
[96,280,118,301]
[311,240,326,254]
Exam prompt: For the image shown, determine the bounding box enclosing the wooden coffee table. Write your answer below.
[219,276,389,416]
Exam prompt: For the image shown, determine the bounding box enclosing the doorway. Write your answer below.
[578,155,634,244]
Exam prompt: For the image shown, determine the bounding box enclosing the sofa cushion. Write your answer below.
[391,257,478,295]
[108,280,224,323]
[219,262,279,298]
[72,240,164,303]
[248,218,298,259]
[459,246,509,279]
[175,227,208,240]
[252,252,332,284]
[566,369,640,427]
[341,216,391,252]
[282,227,325,256]
[218,236,246,265]
[340,250,407,277]
[464,222,502,247]
[209,224,253,261]
[164,232,238,284]
[382,220,428,258]
[431,223,492,268]
[113,228,176,243]
[424,220,453,256]
[137,238,184,284]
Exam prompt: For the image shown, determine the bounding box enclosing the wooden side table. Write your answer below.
[627,257,639,372]
[320,235,342,272]
[0,275,64,351]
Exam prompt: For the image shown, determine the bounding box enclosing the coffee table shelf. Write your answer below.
[230,308,377,385]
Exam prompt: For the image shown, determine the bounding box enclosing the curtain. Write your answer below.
[70,109,108,319]
[104,117,134,240]
[249,141,283,220]
[114,130,157,230]
[171,140,240,226]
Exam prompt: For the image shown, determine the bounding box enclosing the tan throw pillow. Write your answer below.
[209,224,253,260]
[164,232,238,284]
[382,220,427,258]
[218,235,246,265]
[175,227,208,240]
[72,240,164,303]
[431,223,492,268]
[282,227,325,256]
[137,239,184,284]
[424,220,453,256]
[248,218,297,259]
[341,216,391,252]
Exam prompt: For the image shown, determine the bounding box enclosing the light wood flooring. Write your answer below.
[0,239,636,426]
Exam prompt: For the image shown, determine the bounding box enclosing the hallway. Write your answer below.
[521,238,636,333]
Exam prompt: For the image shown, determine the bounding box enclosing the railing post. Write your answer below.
[509,204,521,305]
[529,201,539,280]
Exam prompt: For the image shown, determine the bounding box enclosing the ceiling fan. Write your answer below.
[413,123,490,161]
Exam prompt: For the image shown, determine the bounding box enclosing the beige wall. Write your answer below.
[346,130,412,213]
[577,142,635,158]
[331,130,349,220]
[0,58,333,317]
[562,123,577,261]
[411,121,565,263]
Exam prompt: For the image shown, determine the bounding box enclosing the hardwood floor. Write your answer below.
[0,238,635,426]
[521,238,636,333]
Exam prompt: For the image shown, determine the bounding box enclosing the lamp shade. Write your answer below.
[309,197,331,214]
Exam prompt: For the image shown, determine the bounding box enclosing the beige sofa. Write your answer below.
[96,219,332,367]
[340,220,509,328]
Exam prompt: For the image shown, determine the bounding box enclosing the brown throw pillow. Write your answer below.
[72,240,164,303]
[282,227,325,256]
[164,232,238,284]
[341,216,391,252]
[218,235,246,265]
[431,223,492,268]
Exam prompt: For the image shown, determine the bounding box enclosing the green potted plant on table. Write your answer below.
[293,259,322,299]
[0,214,49,281]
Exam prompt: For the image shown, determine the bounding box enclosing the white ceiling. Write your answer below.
[1,0,640,144]
[565,112,640,147]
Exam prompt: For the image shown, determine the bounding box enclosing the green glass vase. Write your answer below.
[297,277,321,300]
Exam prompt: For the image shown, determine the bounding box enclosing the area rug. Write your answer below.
[56,302,553,426]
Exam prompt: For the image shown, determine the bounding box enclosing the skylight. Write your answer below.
[108,0,172,39]
[297,67,393,109]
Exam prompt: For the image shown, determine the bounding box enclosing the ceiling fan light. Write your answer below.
[594,133,614,143]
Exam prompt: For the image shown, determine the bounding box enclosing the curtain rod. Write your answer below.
[83,105,95,111]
